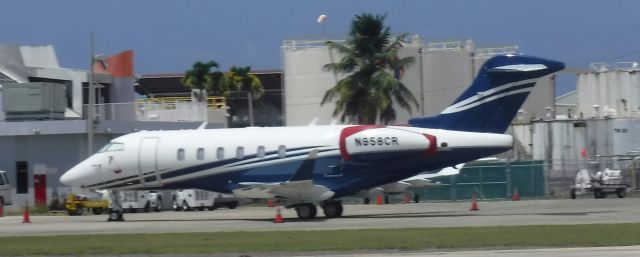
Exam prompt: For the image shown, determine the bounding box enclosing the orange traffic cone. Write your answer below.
[267,199,274,207]
[274,207,284,223]
[470,196,479,211]
[376,195,383,205]
[512,188,520,201]
[403,192,411,204]
[22,204,31,223]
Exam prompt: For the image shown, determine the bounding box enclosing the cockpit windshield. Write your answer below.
[98,142,125,153]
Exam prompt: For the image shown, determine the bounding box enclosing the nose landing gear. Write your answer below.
[107,190,125,222]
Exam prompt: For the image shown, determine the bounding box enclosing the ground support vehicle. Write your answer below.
[65,192,109,215]
[570,168,629,199]
[0,170,12,206]
[120,191,163,213]
[172,189,242,211]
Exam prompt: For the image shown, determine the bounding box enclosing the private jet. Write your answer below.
[61,54,564,221]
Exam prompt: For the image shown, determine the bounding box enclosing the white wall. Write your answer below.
[282,39,554,126]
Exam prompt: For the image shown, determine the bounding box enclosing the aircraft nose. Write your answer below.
[60,165,87,187]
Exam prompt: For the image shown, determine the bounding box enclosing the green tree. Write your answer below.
[181,60,229,102]
[322,13,418,124]
[226,66,264,126]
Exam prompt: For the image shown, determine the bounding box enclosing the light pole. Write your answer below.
[87,33,95,157]
[418,48,425,116]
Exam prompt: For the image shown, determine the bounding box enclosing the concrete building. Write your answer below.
[0,44,225,211]
[282,36,556,126]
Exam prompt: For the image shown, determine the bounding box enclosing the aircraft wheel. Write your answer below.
[155,199,163,212]
[108,210,124,222]
[173,199,181,211]
[364,198,370,205]
[617,188,626,198]
[414,193,420,203]
[182,201,191,211]
[570,188,577,199]
[295,203,317,220]
[322,201,343,218]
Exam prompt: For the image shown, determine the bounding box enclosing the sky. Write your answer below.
[2,0,640,95]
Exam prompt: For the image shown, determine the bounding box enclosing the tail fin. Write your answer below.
[409,54,564,133]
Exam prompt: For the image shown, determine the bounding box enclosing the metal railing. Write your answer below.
[141,96,228,110]
[474,46,519,57]
[83,100,229,122]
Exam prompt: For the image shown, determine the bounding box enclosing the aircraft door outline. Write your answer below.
[138,137,162,187]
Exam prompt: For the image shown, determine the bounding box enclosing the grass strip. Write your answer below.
[2,223,640,255]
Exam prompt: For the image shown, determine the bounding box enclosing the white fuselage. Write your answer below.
[61,125,512,199]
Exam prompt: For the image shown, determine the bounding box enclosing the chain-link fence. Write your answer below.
[412,157,640,201]
[413,160,545,201]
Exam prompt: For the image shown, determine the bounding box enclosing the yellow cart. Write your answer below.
[65,192,109,216]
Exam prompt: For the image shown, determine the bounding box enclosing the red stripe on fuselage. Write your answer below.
[339,125,383,161]
[423,134,437,156]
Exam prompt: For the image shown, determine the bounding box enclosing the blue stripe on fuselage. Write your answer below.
[153,146,511,198]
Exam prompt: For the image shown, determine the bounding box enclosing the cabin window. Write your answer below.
[236,147,245,159]
[257,146,266,158]
[197,148,205,160]
[216,147,224,160]
[177,148,185,161]
[278,145,286,158]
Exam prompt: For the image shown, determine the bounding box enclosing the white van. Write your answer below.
[0,170,12,206]
[172,189,215,211]
[173,189,242,211]
[120,191,163,212]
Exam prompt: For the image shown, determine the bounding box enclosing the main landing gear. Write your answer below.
[292,200,344,220]
[107,190,125,222]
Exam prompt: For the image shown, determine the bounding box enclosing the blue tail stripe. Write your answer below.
[409,55,564,133]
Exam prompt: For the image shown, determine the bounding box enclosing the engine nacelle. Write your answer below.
[339,125,437,161]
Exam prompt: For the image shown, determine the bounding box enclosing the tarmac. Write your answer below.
[1,197,640,237]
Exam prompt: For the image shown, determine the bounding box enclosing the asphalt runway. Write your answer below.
[1,198,640,237]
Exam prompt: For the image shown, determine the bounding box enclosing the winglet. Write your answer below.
[289,150,319,182]
[197,122,208,130]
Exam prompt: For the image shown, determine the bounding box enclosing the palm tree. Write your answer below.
[322,13,418,125]
[181,60,229,102]
[226,66,264,126]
